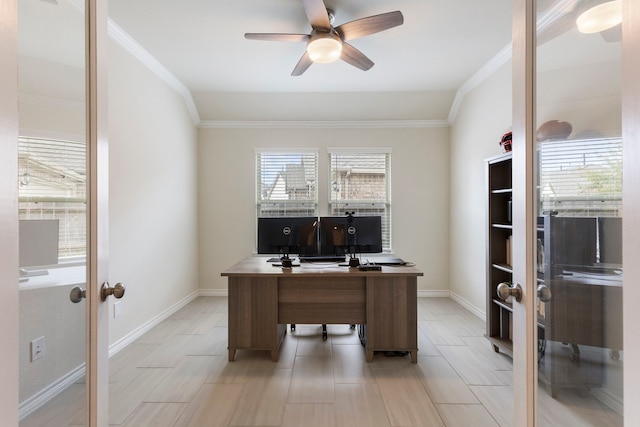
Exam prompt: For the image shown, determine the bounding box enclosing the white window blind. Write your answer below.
[538,137,622,217]
[328,148,391,252]
[256,150,318,218]
[18,136,87,260]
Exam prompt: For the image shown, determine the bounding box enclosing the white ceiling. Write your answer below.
[107,0,513,94]
[19,0,516,122]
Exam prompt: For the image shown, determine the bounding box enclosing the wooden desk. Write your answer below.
[544,273,622,351]
[221,257,423,363]
[538,271,622,397]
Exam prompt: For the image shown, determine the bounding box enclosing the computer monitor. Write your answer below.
[598,217,622,266]
[19,219,59,278]
[545,216,598,273]
[257,217,319,261]
[19,219,59,268]
[319,215,383,259]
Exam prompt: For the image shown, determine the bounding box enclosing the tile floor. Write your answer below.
[20,297,623,426]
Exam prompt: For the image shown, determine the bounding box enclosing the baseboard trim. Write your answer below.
[201,288,456,299]
[198,289,229,297]
[19,364,86,421]
[417,290,450,298]
[108,290,200,357]
[449,291,486,321]
[19,287,487,421]
[20,290,201,420]
[591,387,623,416]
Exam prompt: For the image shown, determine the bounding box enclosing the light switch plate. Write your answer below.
[31,336,45,362]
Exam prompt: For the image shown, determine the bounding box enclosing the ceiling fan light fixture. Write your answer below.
[576,0,622,34]
[307,33,342,64]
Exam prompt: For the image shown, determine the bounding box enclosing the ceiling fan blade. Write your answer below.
[303,0,331,31]
[245,33,309,42]
[340,42,374,71]
[291,51,314,76]
[600,24,621,42]
[336,11,403,41]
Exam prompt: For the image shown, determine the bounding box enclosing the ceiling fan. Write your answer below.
[244,0,403,76]
[537,0,622,46]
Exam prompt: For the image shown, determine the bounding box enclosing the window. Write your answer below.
[255,149,318,218]
[18,136,86,261]
[328,148,391,252]
[538,137,622,217]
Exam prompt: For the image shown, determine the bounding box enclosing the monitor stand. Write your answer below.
[280,255,293,269]
[348,256,360,268]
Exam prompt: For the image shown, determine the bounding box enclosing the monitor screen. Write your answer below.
[546,216,597,269]
[598,217,622,266]
[257,217,319,256]
[19,219,59,267]
[319,216,382,255]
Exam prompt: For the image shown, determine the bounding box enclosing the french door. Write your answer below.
[85,0,111,424]
[2,0,111,425]
[511,0,639,425]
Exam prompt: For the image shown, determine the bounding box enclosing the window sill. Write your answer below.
[19,264,86,291]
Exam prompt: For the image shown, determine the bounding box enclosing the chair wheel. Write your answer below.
[291,324,296,331]
[322,332,328,340]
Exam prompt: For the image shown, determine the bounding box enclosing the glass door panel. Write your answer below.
[18,0,87,425]
[535,0,623,424]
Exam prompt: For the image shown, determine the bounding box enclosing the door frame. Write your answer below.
[86,0,110,425]
[511,0,640,425]
[0,0,20,424]
[622,0,640,423]
[0,0,111,425]
[511,0,537,424]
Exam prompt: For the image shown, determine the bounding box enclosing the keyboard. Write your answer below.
[299,255,346,263]
[266,257,295,263]
[365,257,406,266]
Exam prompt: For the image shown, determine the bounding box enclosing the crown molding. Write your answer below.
[19,93,84,110]
[107,21,201,125]
[69,0,200,124]
[447,1,579,124]
[71,0,513,129]
[537,95,620,115]
[198,119,449,129]
[447,44,512,124]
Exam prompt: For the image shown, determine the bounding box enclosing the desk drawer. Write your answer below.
[278,277,366,324]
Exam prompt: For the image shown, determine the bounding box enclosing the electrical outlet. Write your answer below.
[113,301,122,319]
[31,336,45,362]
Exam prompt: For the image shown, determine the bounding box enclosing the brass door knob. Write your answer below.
[69,285,86,303]
[537,284,551,302]
[497,281,522,302]
[100,282,126,302]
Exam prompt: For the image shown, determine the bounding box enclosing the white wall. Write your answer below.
[18,285,85,403]
[15,37,200,405]
[18,64,87,409]
[107,39,199,345]
[537,59,621,137]
[198,125,450,293]
[449,61,513,313]
[449,55,622,316]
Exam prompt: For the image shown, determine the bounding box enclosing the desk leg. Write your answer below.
[270,349,280,362]
[410,350,417,364]
[228,348,236,362]
[366,349,374,362]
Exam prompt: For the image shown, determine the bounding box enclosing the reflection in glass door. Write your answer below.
[18,0,87,425]
[535,0,623,424]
